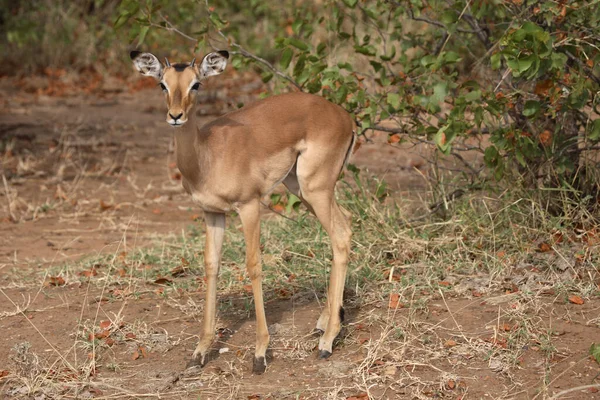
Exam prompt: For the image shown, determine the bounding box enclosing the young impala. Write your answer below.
[130,50,354,374]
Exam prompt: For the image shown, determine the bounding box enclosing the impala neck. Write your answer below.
[173,109,204,184]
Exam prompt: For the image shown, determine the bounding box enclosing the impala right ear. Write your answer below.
[130,51,163,80]
[199,50,229,79]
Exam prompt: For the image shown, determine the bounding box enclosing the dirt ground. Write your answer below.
[1,70,599,399]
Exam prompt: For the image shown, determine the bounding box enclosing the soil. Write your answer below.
[1,71,599,399]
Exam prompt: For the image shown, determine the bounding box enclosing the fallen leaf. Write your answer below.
[78,268,98,278]
[154,276,173,285]
[568,295,584,305]
[99,321,111,330]
[447,379,456,389]
[537,242,552,252]
[152,208,162,215]
[140,346,148,358]
[445,339,458,348]
[388,293,403,309]
[346,393,368,400]
[0,370,10,378]
[170,265,187,277]
[48,276,66,286]
[500,323,512,332]
[94,329,109,339]
[99,200,113,211]
[539,130,552,146]
[131,350,140,360]
[191,214,201,221]
[439,281,451,287]
[104,337,115,346]
[125,332,136,340]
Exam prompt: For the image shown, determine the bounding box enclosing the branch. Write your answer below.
[204,1,302,90]
[563,50,600,86]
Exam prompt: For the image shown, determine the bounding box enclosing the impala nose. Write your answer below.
[169,112,183,121]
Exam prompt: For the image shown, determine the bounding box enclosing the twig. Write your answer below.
[563,50,600,86]
[549,384,600,400]
[2,174,17,222]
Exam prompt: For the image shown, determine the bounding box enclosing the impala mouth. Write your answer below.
[167,120,187,127]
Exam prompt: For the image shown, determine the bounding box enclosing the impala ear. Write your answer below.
[199,50,229,79]
[130,51,163,80]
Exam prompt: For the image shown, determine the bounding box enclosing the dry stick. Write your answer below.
[2,174,16,222]
[549,384,600,400]
[0,288,76,372]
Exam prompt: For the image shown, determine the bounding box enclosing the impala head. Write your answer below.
[130,50,229,127]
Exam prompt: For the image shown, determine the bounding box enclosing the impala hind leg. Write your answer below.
[189,212,225,368]
[283,170,332,333]
[238,200,270,374]
[300,189,352,358]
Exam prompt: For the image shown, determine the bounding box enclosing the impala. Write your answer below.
[130,50,355,374]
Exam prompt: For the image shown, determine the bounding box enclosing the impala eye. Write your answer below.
[191,82,200,91]
[159,82,167,92]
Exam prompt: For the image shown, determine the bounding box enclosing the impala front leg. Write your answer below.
[238,200,270,374]
[189,211,225,368]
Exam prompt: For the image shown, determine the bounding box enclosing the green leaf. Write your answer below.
[491,53,501,70]
[293,54,306,78]
[280,48,293,69]
[286,194,302,213]
[288,38,309,51]
[550,52,567,70]
[354,45,376,56]
[431,82,447,108]
[342,0,358,8]
[464,90,482,102]
[589,120,600,141]
[137,25,149,46]
[435,125,451,155]
[484,146,499,167]
[590,343,600,365]
[387,93,400,109]
[523,100,541,117]
[261,72,273,83]
[209,12,227,29]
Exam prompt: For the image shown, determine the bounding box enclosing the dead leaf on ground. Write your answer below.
[48,276,66,286]
[99,320,111,330]
[445,339,458,348]
[78,268,98,278]
[388,293,403,309]
[568,295,584,305]
[170,265,187,277]
[346,393,368,400]
[0,370,9,378]
[537,242,552,252]
[154,276,173,285]
[99,200,113,211]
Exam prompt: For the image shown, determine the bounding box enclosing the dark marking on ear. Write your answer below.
[173,63,190,72]
[130,50,141,60]
[339,306,345,323]
[217,50,229,59]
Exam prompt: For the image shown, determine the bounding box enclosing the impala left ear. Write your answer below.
[199,50,229,79]
[130,51,163,81]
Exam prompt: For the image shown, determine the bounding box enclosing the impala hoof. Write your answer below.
[318,349,332,359]
[312,328,325,337]
[186,354,207,369]
[252,356,266,374]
